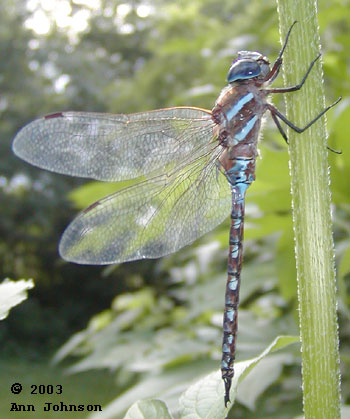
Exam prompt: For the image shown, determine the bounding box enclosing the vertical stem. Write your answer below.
[275,1,341,418]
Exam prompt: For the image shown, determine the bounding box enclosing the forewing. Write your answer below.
[12,108,213,181]
[59,147,231,264]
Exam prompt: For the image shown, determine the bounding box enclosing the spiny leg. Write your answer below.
[268,97,341,133]
[265,53,321,94]
[266,21,298,83]
[270,110,289,144]
[268,98,342,152]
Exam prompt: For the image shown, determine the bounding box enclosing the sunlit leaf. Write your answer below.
[179,335,299,418]
[123,399,173,419]
[0,278,34,320]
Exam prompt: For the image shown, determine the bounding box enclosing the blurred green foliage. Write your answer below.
[1,0,349,417]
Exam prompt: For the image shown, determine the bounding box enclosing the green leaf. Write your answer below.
[179,335,298,418]
[93,360,216,418]
[0,278,34,320]
[124,399,173,419]
[236,353,294,410]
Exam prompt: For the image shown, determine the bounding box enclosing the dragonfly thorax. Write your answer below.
[212,83,267,156]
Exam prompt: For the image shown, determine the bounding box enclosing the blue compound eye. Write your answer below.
[227,59,261,83]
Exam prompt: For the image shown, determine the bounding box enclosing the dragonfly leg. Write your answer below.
[270,110,289,144]
[265,53,321,94]
[265,21,298,84]
[268,97,341,133]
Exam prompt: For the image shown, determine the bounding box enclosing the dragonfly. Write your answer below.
[12,22,340,406]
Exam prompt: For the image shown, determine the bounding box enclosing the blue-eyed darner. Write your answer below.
[12,22,340,406]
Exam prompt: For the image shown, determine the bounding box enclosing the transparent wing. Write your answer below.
[12,107,213,181]
[59,146,231,264]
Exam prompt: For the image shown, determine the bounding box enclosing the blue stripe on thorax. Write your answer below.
[234,115,258,142]
[226,92,254,121]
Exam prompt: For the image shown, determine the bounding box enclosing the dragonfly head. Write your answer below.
[227,51,270,84]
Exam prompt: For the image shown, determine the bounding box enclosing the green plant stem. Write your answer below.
[275,1,341,418]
